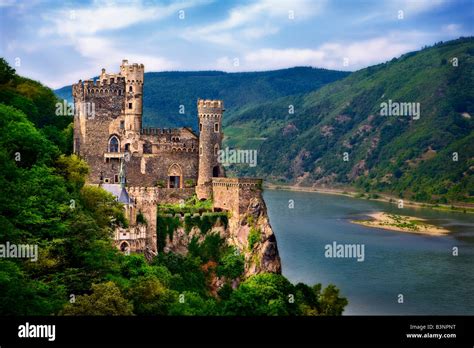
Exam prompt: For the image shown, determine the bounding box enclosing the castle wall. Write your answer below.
[212,178,263,215]
[72,62,280,273]
[127,187,195,252]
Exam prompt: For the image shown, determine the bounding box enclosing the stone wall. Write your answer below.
[127,187,195,253]
[212,178,263,215]
[210,177,281,275]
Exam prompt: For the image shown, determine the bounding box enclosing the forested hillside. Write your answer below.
[55,67,349,130]
[224,37,474,204]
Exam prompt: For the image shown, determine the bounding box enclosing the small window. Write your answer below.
[214,123,219,132]
[120,121,124,129]
[128,103,132,109]
[199,146,203,156]
[109,136,119,152]
[114,174,119,183]
[104,178,110,184]
[129,86,133,92]
[110,78,114,83]
[125,144,130,152]
[199,123,202,132]
[143,142,152,154]
[214,144,219,156]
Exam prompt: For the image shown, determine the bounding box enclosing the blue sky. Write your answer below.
[1,0,473,88]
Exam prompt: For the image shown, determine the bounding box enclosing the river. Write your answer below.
[263,189,474,315]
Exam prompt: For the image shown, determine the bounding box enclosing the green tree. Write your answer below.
[126,275,176,315]
[61,281,134,315]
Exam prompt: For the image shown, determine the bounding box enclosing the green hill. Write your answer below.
[224,37,474,204]
[55,67,349,130]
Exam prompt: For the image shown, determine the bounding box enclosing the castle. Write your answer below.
[72,60,270,260]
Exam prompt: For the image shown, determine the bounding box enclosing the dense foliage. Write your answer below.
[1,59,348,316]
[222,38,474,204]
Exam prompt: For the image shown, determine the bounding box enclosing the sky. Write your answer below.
[1,0,473,88]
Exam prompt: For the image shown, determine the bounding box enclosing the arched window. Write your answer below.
[109,136,119,152]
[129,85,133,92]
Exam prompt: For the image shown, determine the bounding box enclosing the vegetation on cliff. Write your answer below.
[0,58,348,316]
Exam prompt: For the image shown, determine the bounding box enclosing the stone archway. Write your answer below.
[168,163,183,188]
[120,241,130,253]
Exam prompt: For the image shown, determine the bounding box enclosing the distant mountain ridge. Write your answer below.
[55,67,350,130]
[55,38,474,203]
[223,37,474,204]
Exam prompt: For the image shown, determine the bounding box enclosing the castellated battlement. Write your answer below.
[73,78,125,99]
[212,177,263,188]
[140,127,182,135]
[197,99,224,116]
[212,177,264,215]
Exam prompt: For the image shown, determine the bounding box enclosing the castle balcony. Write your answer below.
[104,152,125,160]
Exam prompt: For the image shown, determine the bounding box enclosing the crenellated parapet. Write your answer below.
[212,177,263,188]
[212,177,263,215]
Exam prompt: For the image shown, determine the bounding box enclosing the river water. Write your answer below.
[263,189,474,315]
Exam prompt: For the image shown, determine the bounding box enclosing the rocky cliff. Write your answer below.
[158,194,281,278]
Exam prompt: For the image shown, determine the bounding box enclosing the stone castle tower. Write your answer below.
[196,99,225,199]
[72,60,266,257]
[119,60,144,133]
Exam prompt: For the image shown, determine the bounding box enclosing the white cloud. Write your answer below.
[216,34,422,72]
[355,0,447,23]
[32,0,203,87]
[181,0,325,46]
[442,23,461,35]
[40,0,207,37]
[395,0,446,14]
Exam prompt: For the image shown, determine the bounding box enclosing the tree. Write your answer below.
[60,281,134,315]
[0,58,15,84]
[223,273,297,316]
[126,275,176,315]
[318,284,348,316]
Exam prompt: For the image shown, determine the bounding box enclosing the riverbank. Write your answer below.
[351,212,450,236]
[264,183,474,214]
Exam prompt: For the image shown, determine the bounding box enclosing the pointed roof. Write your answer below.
[117,157,132,205]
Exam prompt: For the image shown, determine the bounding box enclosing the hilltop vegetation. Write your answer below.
[224,37,474,204]
[0,59,347,316]
[55,67,349,130]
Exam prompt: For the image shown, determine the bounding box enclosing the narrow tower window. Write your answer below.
[128,102,132,109]
[109,136,119,153]
[214,123,219,132]
[129,86,133,92]
[199,123,202,132]
[120,121,124,129]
